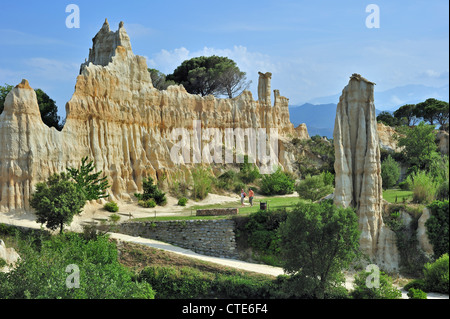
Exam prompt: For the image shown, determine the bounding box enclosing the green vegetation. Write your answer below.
[407,288,427,299]
[104,201,119,212]
[404,253,449,294]
[0,231,155,299]
[296,171,334,201]
[67,156,110,201]
[134,177,167,206]
[278,200,360,299]
[425,200,449,259]
[381,155,400,189]
[30,173,86,234]
[259,166,295,195]
[30,158,112,233]
[377,99,449,130]
[191,167,213,200]
[350,270,402,299]
[382,188,413,203]
[177,197,188,206]
[166,56,251,98]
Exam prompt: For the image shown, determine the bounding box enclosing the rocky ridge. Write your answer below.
[0,20,307,213]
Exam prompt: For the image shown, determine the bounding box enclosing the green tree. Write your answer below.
[377,111,399,127]
[381,155,400,189]
[350,270,402,299]
[167,56,250,98]
[135,176,167,205]
[66,157,110,201]
[415,98,449,127]
[396,121,439,171]
[259,167,295,195]
[0,84,63,130]
[0,83,14,115]
[393,104,419,126]
[30,173,86,233]
[278,201,360,299]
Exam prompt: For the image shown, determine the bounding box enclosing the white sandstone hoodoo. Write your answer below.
[0,20,308,213]
[333,73,399,272]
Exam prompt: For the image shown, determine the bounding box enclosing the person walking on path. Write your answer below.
[248,188,254,207]
[240,189,246,206]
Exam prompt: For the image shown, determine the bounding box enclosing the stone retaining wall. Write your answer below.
[118,219,239,259]
[196,208,238,216]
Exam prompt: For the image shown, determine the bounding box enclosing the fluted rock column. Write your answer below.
[333,74,399,271]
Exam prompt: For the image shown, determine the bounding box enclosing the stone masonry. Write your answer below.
[118,219,239,259]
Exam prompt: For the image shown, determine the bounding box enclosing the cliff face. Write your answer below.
[0,20,306,213]
[333,74,399,271]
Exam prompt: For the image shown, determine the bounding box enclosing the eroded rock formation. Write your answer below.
[334,73,399,271]
[0,20,307,213]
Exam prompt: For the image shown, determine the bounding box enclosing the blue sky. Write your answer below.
[0,0,448,119]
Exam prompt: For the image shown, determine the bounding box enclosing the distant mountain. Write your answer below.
[306,84,449,111]
[289,103,382,139]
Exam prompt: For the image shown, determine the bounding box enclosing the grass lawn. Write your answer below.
[383,188,413,203]
[134,194,302,222]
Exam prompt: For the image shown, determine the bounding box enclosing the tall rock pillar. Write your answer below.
[333,74,399,271]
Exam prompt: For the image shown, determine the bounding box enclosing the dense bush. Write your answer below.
[0,233,154,299]
[243,209,288,265]
[104,201,119,212]
[177,197,188,206]
[138,265,274,299]
[425,200,449,259]
[407,170,438,204]
[350,270,402,299]
[138,199,156,208]
[381,155,400,189]
[296,171,334,201]
[259,167,295,195]
[407,288,427,299]
[192,167,213,200]
[135,177,167,206]
[423,253,449,294]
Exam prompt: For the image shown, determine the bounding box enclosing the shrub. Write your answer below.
[425,200,449,259]
[178,197,188,206]
[350,270,402,299]
[423,253,449,294]
[0,233,155,299]
[407,170,438,204]
[104,201,119,212]
[259,167,295,195]
[436,180,449,201]
[407,288,427,299]
[138,199,156,208]
[192,167,213,200]
[381,155,400,189]
[296,172,334,201]
[403,279,426,292]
